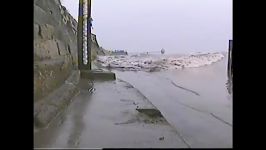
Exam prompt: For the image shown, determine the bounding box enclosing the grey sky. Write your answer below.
[61,0,232,54]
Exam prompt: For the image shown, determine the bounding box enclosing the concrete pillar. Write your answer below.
[228,40,233,79]
[77,0,91,70]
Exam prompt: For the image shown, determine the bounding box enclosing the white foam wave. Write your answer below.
[97,52,224,72]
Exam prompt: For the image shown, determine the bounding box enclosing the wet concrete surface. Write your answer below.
[34,78,188,148]
[113,52,232,148]
[34,53,232,148]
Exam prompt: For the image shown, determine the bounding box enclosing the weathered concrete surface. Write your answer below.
[34,0,79,102]
[34,0,106,129]
[34,79,189,148]
[34,0,104,102]
[80,70,116,80]
[34,55,231,148]
[34,70,80,128]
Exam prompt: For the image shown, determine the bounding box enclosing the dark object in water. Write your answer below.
[161,48,165,54]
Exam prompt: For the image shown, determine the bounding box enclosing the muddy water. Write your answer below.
[113,52,232,148]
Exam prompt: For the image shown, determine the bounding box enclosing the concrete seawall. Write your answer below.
[34,0,103,128]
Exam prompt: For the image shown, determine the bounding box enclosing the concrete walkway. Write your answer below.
[34,78,189,148]
[34,55,232,148]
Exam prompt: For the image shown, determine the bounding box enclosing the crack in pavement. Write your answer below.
[170,81,200,96]
[160,77,231,127]
[177,101,232,127]
[162,77,200,96]
[210,113,232,127]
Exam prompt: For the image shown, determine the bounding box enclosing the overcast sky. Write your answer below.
[61,0,232,54]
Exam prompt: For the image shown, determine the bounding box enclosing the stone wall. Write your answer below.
[34,0,107,128]
[34,0,78,102]
[34,0,104,102]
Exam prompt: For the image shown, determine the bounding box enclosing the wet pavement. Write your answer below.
[34,52,232,148]
[113,52,232,148]
[34,79,188,148]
